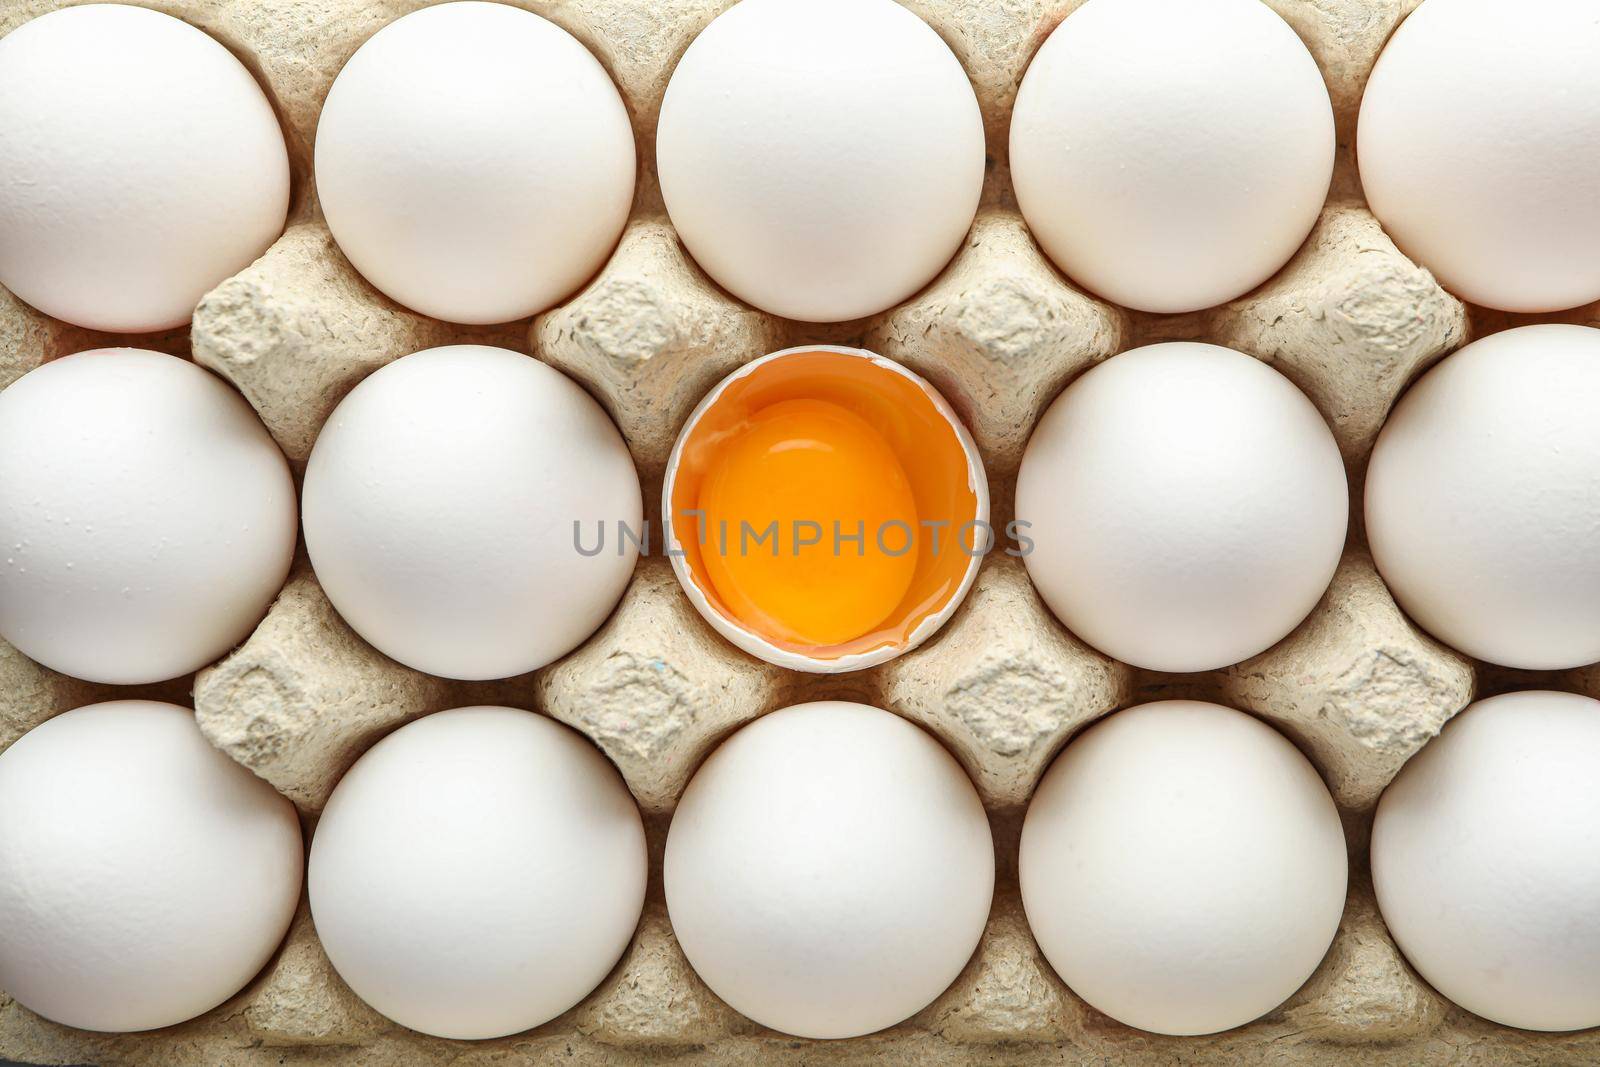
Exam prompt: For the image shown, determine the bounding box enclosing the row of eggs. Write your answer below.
[3,321,1599,687]
[3,0,1600,333]
[2,690,1596,1040]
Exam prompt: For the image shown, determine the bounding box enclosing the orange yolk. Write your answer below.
[668,348,982,663]
[697,398,920,646]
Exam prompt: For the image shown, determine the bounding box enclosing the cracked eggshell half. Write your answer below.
[663,346,988,673]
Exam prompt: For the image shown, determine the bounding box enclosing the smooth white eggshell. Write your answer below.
[309,706,647,1040]
[0,701,303,1032]
[1020,701,1347,1036]
[302,345,641,680]
[316,2,635,324]
[656,0,984,322]
[1015,342,1348,673]
[1010,0,1333,313]
[662,345,989,674]
[1373,690,1600,1031]
[0,4,289,332]
[665,701,994,1039]
[1358,0,1600,312]
[0,349,298,684]
[1365,324,1600,670]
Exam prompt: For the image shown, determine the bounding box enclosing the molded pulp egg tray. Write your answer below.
[3,0,1599,1064]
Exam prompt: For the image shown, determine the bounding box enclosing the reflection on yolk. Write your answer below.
[697,398,920,647]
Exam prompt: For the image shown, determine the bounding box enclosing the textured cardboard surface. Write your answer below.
[3,0,1599,1063]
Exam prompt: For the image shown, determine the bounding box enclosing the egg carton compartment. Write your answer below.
[4,0,1600,1063]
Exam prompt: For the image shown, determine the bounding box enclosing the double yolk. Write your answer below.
[670,350,980,662]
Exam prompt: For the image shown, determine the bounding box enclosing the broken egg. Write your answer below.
[663,346,988,672]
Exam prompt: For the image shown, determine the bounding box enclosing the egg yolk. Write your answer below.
[669,348,983,663]
[697,398,920,647]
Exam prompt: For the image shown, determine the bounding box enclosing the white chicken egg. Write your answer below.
[309,706,647,1040]
[665,701,994,1039]
[1373,690,1600,1031]
[316,2,635,324]
[0,701,303,1032]
[1365,324,1600,670]
[656,0,984,322]
[1020,701,1347,1036]
[301,345,641,680]
[1009,0,1333,314]
[1014,342,1348,673]
[0,349,297,685]
[1358,0,1600,312]
[0,4,289,332]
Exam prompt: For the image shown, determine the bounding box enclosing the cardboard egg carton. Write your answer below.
[4,0,1600,1063]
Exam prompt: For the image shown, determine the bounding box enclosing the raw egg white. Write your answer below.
[657,0,984,322]
[316,2,635,324]
[1010,0,1333,313]
[1373,691,1600,1031]
[1020,701,1347,1036]
[302,346,641,680]
[1358,0,1600,312]
[1015,343,1347,673]
[0,349,298,684]
[1366,325,1600,670]
[664,346,988,673]
[0,701,303,1032]
[665,701,994,1039]
[0,4,289,332]
[309,707,647,1040]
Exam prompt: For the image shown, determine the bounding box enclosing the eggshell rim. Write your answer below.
[663,344,990,674]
